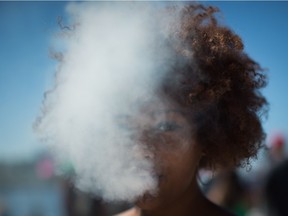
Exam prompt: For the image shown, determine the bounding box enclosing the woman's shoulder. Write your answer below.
[205,199,236,216]
[115,207,139,216]
[115,201,236,216]
[215,208,236,216]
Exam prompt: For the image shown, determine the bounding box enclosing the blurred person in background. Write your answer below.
[265,159,288,216]
[206,170,251,216]
[244,134,287,216]
[0,200,11,216]
[268,133,286,165]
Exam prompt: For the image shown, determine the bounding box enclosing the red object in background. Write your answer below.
[269,133,286,163]
[271,134,285,149]
[36,158,54,179]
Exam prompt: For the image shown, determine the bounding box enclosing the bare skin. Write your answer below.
[117,182,234,216]
[116,98,235,216]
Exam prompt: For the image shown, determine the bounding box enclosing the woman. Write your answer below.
[117,4,267,216]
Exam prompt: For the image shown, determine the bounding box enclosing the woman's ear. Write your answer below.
[198,148,208,169]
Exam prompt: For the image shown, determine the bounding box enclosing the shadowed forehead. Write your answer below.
[150,109,187,118]
[116,97,191,123]
[116,109,186,120]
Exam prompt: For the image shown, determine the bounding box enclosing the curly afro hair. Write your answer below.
[160,4,268,170]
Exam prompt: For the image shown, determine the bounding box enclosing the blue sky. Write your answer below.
[1,1,288,162]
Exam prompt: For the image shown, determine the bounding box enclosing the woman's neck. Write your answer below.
[138,179,207,216]
[118,179,233,216]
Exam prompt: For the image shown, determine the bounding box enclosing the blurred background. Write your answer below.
[1,1,288,216]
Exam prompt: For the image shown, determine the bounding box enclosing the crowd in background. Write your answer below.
[0,133,287,216]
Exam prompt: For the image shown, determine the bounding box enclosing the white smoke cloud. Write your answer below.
[36,2,184,202]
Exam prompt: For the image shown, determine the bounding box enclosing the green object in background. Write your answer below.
[59,161,75,176]
[232,202,248,216]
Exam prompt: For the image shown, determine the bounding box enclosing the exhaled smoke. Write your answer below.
[35,2,185,202]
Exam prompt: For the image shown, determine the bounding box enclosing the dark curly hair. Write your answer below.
[160,4,268,170]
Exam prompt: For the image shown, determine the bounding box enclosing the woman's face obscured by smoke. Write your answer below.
[35,2,199,202]
[130,98,202,209]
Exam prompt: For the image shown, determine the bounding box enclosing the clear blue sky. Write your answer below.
[1,1,288,162]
